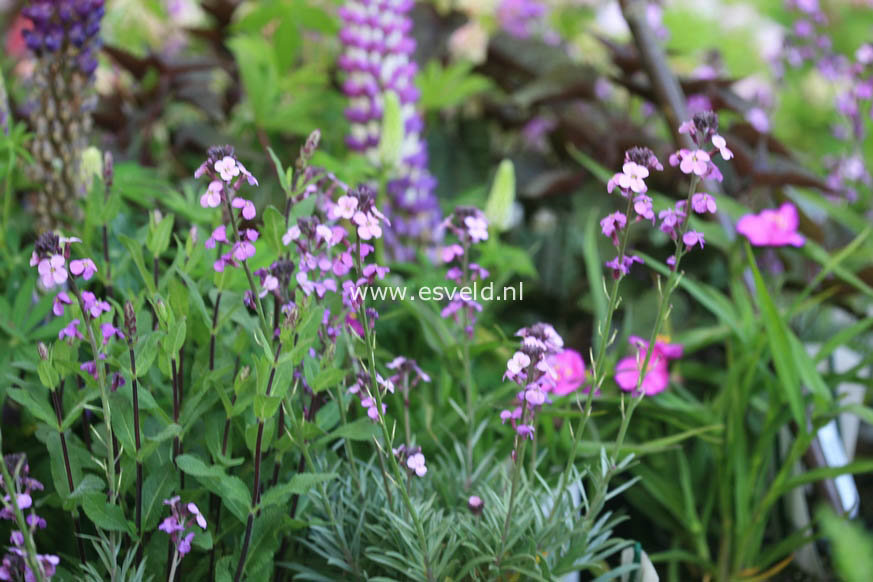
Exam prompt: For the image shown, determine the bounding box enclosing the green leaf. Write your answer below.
[257,472,336,511]
[140,468,177,531]
[83,493,130,532]
[418,60,493,112]
[175,454,251,523]
[66,474,105,504]
[146,212,174,257]
[254,394,283,420]
[484,159,516,232]
[378,91,403,169]
[36,360,60,390]
[262,206,286,254]
[165,317,187,355]
[8,388,56,427]
[818,509,873,582]
[318,418,379,444]
[310,367,346,394]
[118,234,157,295]
[227,35,280,126]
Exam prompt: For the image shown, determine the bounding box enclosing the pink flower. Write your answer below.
[691,193,717,214]
[200,180,223,208]
[406,453,428,477]
[260,275,279,298]
[600,212,627,245]
[678,149,711,176]
[82,291,111,318]
[619,162,649,193]
[100,323,125,345]
[711,135,733,160]
[683,230,705,249]
[615,336,683,396]
[334,195,358,220]
[214,156,240,182]
[70,258,97,280]
[736,203,806,247]
[231,197,256,220]
[441,244,464,263]
[548,348,586,396]
[38,255,67,289]
[232,241,256,261]
[52,292,72,316]
[633,194,654,221]
[355,213,382,240]
[205,225,227,249]
[464,216,489,243]
[283,225,301,246]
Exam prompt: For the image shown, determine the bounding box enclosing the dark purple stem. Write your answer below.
[51,382,87,564]
[233,342,282,582]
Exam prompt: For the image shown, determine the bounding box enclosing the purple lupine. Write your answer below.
[21,0,105,230]
[338,0,441,260]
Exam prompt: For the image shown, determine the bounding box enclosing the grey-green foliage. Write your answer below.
[282,445,638,581]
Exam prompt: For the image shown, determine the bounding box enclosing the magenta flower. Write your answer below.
[38,255,67,289]
[515,424,535,439]
[615,336,683,396]
[81,291,111,318]
[464,215,489,243]
[548,348,586,396]
[100,323,124,345]
[70,258,97,280]
[683,230,705,249]
[333,195,358,220]
[605,254,643,278]
[600,212,627,245]
[468,495,484,515]
[354,212,382,241]
[633,194,655,221]
[160,496,207,558]
[736,203,806,247]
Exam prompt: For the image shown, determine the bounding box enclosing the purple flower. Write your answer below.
[406,452,427,477]
[59,319,83,341]
[37,255,67,289]
[600,212,627,245]
[200,180,223,208]
[81,291,111,318]
[498,0,547,39]
[69,258,97,280]
[231,197,256,220]
[605,254,643,278]
[205,225,227,249]
[691,193,717,214]
[100,322,124,345]
[678,149,711,176]
[160,496,207,559]
[468,495,484,515]
[52,292,72,317]
[633,194,655,221]
[711,135,733,160]
[683,230,705,249]
[515,424,535,439]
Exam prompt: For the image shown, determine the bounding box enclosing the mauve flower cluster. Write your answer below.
[600,111,733,278]
[615,336,683,396]
[439,206,489,337]
[499,323,565,440]
[779,1,872,201]
[29,232,125,388]
[159,496,207,557]
[347,369,393,421]
[22,0,105,230]
[196,145,260,274]
[0,454,59,581]
[338,0,441,260]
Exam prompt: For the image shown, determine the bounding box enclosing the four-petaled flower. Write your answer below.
[464,216,489,243]
[214,156,240,182]
[711,135,733,160]
[683,230,705,249]
[406,453,428,477]
[38,255,67,289]
[70,258,97,280]
[679,149,711,176]
[691,193,717,214]
[200,180,223,208]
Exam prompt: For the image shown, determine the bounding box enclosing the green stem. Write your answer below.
[222,190,270,336]
[496,400,530,570]
[66,270,118,504]
[353,235,433,582]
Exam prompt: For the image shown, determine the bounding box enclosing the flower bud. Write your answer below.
[103,151,114,191]
[37,342,49,361]
[124,301,137,340]
[468,495,484,516]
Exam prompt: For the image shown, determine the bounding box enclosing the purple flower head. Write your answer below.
[605,255,643,279]
[691,193,717,214]
[59,319,83,341]
[160,495,207,558]
[683,230,705,250]
[498,0,547,39]
[468,495,484,515]
[52,292,72,317]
